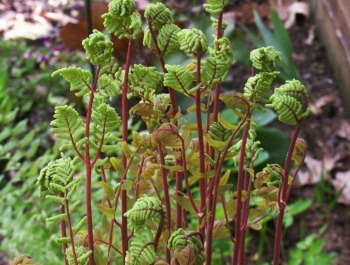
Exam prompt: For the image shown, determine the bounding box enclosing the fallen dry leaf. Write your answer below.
[331,171,350,205]
[304,24,316,45]
[284,1,310,29]
[337,120,350,140]
[309,94,336,115]
[297,155,323,185]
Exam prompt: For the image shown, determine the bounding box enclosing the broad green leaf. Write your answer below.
[98,181,115,201]
[96,204,115,218]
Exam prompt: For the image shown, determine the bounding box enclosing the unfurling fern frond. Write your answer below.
[52,67,92,97]
[201,37,233,88]
[178,29,208,57]
[204,0,229,14]
[127,233,157,265]
[250,46,281,72]
[82,30,114,66]
[211,17,228,31]
[37,153,80,196]
[97,74,122,100]
[209,122,231,142]
[51,106,86,153]
[66,246,92,265]
[144,3,172,30]
[267,80,310,125]
[243,72,278,110]
[124,195,165,230]
[107,0,135,17]
[157,24,181,55]
[168,228,205,265]
[103,11,142,40]
[164,64,194,96]
[90,103,121,152]
[129,64,163,98]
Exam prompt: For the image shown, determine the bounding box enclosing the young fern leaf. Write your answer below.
[201,37,233,88]
[97,74,122,100]
[90,103,121,153]
[144,3,172,30]
[124,195,165,230]
[164,65,194,96]
[211,17,228,31]
[178,29,208,57]
[52,67,92,97]
[168,228,205,265]
[129,64,163,98]
[82,30,115,66]
[66,246,91,265]
[204,0,229,14]
[157,24,181,55]
[51,106,86,153]
[107,0,135,17]
[250,46,282,72]
[127,232,157,265]
[243,72,278,111]
[103,12,142,40]
[267,80,310,125]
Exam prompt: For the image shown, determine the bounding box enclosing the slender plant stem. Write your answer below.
[158,145,172,263]
[65,200,79,265]
[85,65,101,265]
[59,194,69,265]
[232,114,251,265]
[121,38,133,264]
[273,122,302,265]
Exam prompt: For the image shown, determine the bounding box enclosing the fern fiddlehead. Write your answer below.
[204,0,229,14]
[168,228,205,265]
[103,0,142,39]
[250,46,282,72]
[178,28,208,57]
[267,80,310,125]
[144,2,172,30]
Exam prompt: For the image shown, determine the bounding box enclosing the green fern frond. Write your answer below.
[98,74,122,100]
[107,0,135,17]
[144,3,172,30]
[127,232,156,265]
[211,17,228,31]
[82,30,114,66]
[209,122,231,141]
[250,46,282,72]
[267,80,310,125]
[129,64,163,98]
[178,29,208,57]
[124,195,165,230]
[90,103,121,152]
[164,64,194,96]
[157,24,181,55]
[66,246,91,265]
[51,105,86,152]
[243,72,278,110]
[37,153,80,196]
[52,67,92,97]
[143,27,156,50]
[103,11,142,39]
[204,0,229,14]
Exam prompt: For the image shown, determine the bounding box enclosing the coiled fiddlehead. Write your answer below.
[82,30,114,66]
[250,46,281,72]
[204,0,229,15]
[168,228,205,265]
[243,72,278,111]
[126,233,157,265]
[144,3,172,30]
[178,28,208,57]
[103,0,142,39]
[267,80,310,125]
[124,195,166,230]
[52,67,92,97]
[157,24,181,55]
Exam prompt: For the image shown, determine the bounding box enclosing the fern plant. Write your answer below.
[9,0,312,264]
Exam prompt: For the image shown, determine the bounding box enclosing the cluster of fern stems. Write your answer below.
[16,0,311,265]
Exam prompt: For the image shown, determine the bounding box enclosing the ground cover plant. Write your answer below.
[9,0,311,264]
